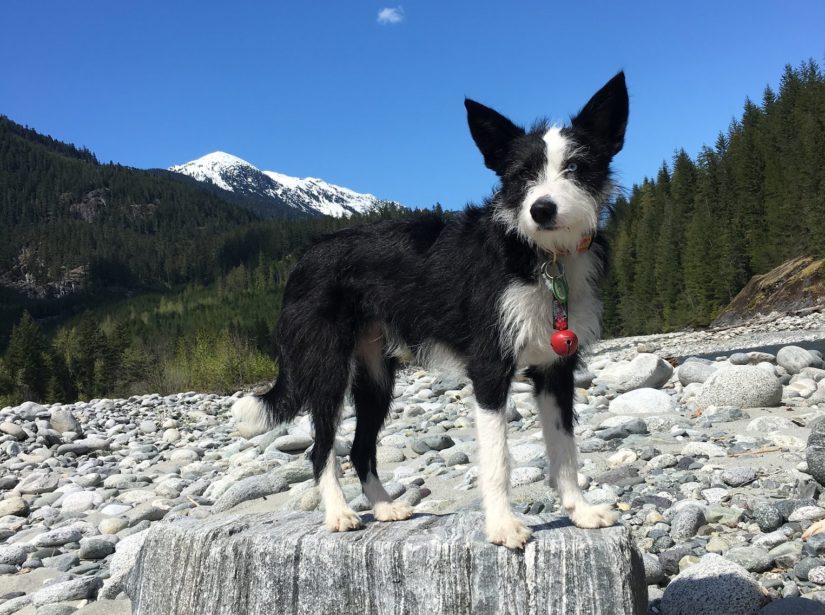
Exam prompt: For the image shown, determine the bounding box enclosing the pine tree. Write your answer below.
[4,311,50,401]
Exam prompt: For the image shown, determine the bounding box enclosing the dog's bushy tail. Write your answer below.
[231,369,300,439]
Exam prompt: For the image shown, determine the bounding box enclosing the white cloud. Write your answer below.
[377,6,404,24]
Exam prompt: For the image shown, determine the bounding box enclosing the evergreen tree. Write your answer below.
[4,311,50,401]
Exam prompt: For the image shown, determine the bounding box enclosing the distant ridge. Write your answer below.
[169,151,398,218]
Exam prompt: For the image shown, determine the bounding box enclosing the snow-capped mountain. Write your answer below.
[168,151,393,218]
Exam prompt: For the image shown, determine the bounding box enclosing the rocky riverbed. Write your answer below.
[3,312,825,614]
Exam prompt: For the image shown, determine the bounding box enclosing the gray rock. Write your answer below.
[596,354,674,392]
[681,441,727,458]
[139,420,157,434]
[79,537,116,560]
[0,596,32,615]
[274,434,313,452]
[56,438,108,455]
[273,462,314,484]
[510,466,543,487]
[753,504,784,532]
[696,365,782,408]
[670,507,705,541]
[777,346,822,374]
[793,557,824,581]
[721,467,757,487]
[0,422,26,440]
[0,475,18,490]
[50,408,81,434]
[17,471,60,494]
[759,597,825,614]
[677,359,717,386]
[445,451,469,467]
[211,474,289,513]
[42,552,79,572]
[661,553,765,615]
[809,565,825,584]
[376,447,405,464]
[31,576,101,607]
[0,496,29,517]
[34,527,84,547]
[99,529,148,600]
[724,546,772,572]
[124,511,647,614]
[423,435,454,451]
[643,552,664,584]
[0,545,27,566]
[609,388,677,415]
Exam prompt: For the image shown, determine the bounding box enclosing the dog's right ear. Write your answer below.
[465,99,525,176]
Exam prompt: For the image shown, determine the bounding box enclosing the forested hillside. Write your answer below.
[0,116,262,294]
[602,60,825,336]
[0,116,420,405]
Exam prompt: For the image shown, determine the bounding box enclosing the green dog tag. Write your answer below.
[552,277,569,303]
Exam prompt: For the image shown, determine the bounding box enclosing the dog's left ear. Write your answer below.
[571,71,629,156]
[465,98,525,176]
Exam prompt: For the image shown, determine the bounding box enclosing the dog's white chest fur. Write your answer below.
[498,251,602,368]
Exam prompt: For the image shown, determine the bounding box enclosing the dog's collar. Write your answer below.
[539,234,594,260]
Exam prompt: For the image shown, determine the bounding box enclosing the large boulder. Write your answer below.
[125,511,647,615]
[777,346,823,374]
[695,365,782,408]
[595,354,674,392]
[661,553,766,614]
[609,388,678,415]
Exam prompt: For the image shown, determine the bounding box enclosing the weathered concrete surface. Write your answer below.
[125,511,646,615]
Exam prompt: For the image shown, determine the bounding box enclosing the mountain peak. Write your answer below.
[193,151,254,167]
[169,152,394,218]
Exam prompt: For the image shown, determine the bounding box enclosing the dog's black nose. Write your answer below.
[530,197,557,228]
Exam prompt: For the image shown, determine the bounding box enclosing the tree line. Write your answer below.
[602,60,825,336]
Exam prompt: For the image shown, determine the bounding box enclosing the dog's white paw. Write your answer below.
[486,515,532,549]
[374,501,414,522]
[568,503,618,529]
[325,508,364,532]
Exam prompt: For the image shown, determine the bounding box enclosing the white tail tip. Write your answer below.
[231,396,271,439]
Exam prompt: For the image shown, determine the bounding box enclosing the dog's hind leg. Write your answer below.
[470,359,532,549]
[308,335,363,532]
[351,331,413,522]
[531,360,618,529]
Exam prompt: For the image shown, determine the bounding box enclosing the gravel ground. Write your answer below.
[3,311,825,614]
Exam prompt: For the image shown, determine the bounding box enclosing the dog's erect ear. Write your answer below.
[571,71,629,156]
[465,99,525,176]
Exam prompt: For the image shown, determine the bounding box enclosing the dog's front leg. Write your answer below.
[532,363,618,529]
[475,406,532,548]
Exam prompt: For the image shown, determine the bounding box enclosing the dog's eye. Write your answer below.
[566,162,578,172]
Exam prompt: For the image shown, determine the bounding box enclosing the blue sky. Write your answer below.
[2,1,824,210]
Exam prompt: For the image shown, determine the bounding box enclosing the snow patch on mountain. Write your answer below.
[169,151,390,218]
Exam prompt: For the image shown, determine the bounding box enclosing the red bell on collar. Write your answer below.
[550,329,579,356]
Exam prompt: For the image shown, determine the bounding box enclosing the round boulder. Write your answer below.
[695,365,782,409]
[777,346,822,375]
[609,388,677,415]
[677,359,718,386]
[596,353,674,392]
[661,553,766,615]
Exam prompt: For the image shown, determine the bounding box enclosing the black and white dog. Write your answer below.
[232,72,628,549]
